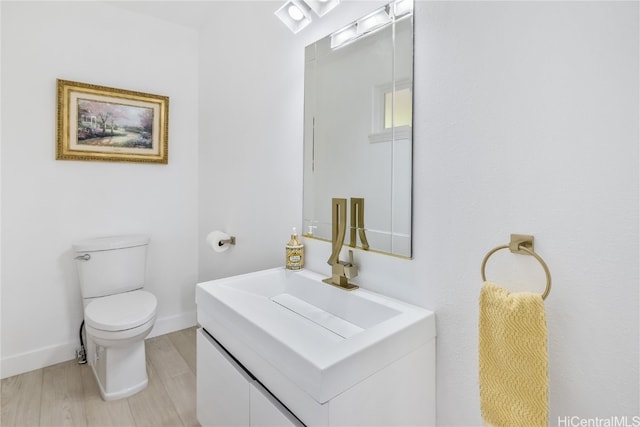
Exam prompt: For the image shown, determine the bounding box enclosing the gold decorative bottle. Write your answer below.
[285,228,304,270]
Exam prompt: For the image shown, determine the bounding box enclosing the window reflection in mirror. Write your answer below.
[384,87,412,129]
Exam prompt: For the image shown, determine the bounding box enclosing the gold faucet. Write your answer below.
[323,198,359,290]
[349,197,370,250]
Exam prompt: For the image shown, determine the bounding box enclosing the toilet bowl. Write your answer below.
[73,235,157,401]
[84,290,157,400]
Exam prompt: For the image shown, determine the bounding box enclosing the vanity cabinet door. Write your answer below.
[197,329,251,427]
[250,383,303,427]
[197,329,303,427]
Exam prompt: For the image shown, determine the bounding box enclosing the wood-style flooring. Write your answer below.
[1,327,200,427]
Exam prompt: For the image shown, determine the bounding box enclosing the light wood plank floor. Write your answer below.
[1,327,200,427]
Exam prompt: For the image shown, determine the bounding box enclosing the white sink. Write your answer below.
[196,268,435,403]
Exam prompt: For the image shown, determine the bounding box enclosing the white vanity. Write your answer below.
[196,268,436,426]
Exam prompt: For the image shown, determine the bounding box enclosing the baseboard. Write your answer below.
[0,310,197,379]
[148,310,197,339]
[0,340,78,380]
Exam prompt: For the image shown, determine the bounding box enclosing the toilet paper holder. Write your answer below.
[206,231,236,253]
[218,236,236,247]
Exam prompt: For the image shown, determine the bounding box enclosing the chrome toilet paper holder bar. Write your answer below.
[218,236,236,246]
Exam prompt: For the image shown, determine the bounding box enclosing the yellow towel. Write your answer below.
[479,281,548,427]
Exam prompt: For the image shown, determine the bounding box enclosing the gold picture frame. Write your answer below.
[56,79,169,164]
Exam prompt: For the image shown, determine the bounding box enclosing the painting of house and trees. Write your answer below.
[57,79,168,163]
[77,99,153,149]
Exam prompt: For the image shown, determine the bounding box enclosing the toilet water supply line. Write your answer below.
[77,321,87,364]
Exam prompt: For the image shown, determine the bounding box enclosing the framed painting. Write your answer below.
[56,79,169,164]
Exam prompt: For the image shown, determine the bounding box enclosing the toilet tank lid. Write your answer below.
[73,235,150,252]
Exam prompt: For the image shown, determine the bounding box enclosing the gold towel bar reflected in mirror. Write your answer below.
[481,234,552,300]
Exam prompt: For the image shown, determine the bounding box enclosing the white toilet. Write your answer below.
[73,235,158,401]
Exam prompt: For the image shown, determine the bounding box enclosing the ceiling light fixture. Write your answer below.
[330,0,413,50]
[288,5,305,21]
[276,0,340,34]
[305,0,340,18]
[330,23,357,49]
[275,0,313,34]
[356,5,391,36]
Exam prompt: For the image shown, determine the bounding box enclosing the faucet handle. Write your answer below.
[344,250,358,279]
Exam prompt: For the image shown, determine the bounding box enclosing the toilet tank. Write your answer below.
[73,235,150,299]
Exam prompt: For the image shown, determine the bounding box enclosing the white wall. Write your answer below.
[1,1,199,378]
[197,1,306,281]
[412,2,638,423]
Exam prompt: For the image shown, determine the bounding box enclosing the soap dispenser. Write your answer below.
[285,227,304,270]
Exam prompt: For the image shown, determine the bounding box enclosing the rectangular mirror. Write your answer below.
[303,0,414,258]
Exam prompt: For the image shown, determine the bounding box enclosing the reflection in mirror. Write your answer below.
[303,0,413,258]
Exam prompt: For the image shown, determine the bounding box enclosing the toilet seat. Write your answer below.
[85,316,156,345]
[85,290,157,332]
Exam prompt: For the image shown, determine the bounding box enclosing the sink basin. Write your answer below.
[196,267,435,403]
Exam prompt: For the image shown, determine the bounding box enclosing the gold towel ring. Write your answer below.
[481,236,552,300]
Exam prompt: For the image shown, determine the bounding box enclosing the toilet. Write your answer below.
[73,235,157,401]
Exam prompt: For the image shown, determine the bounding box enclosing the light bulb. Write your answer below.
[288,5,304,21]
